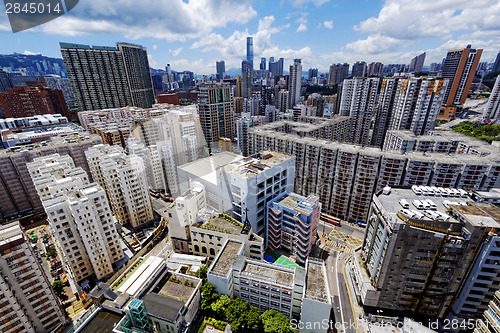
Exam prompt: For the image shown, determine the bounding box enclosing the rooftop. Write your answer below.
[210,241,244,277]
[376,187,471,229]
[193,215,243,235]
[142,293,184,323]
[116,256,164,297]
[222,151,294,179]
[305,260,329,303]
[153,272,199,303]
[278,194,303,210]
[241,261,294,287]
[0,222,23,249]
[178,152,241,185]
[451,202,500,228]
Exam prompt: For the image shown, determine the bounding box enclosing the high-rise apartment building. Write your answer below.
[328,63,349,85]
[60,42,155,111]
[216,60,225,80]
[308,68,318,79]
[27,154,124,282]
[371,78,448,147]
[409,52,426,72]
[351,61,367,78]
[367,62,383,76]
[0,84,70,119]
[0,133,102,222]
[249,121,500,223]
[127,139,166,191]
[355,190,500,319]
[43,74,75,107]
[246,37,254,72]
[242,71,253,98]
[492,51,500,73]
[267,192,320,265]
[116,42,156,109]
[485,75,500,120]
[85,144,154,228]
[474,290,500,333]
[441,45,483,118]
[236,112,256,156]
[289,59,302,107]
[269,58,284,77]
[0,222,65,333]
[339,77,379,145]
[197,82,235,146]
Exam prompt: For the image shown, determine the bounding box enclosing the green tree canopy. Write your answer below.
[262,310,293,333]
[211,295,232,319]
[52,280,64,297]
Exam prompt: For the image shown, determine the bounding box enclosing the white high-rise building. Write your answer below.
[485,75,500,120]
[0,222,66,333]
[339,77,380,145]
[289,59,302,107]
[127,138,166,191]
[86,144,154,228]
[27,154,124,282]
[236,112,256,157]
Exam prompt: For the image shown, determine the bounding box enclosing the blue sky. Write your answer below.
[0,0,499,75]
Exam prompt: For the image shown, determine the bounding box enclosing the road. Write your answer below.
[319,221,364,333]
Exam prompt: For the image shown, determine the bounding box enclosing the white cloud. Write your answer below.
[345,34,408,54]
[297,23,307,32]
[168,58,212,74]
[169,47,183,57]
[36,0,257,41]
[153,45,157,51]
[323,20,333,29]
[147,54,159,68]
[23,50,37,55]
[290,0,330,8]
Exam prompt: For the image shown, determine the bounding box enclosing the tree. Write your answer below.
[201,282,219,313]
[52,280,65,298]
[244,306,262,332]
[262,310,293,333]
[211,295,232,319]
[195,266,208,282]
[46,245,56,260]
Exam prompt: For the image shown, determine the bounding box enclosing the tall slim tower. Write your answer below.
[197,82,234,146]
[289,59,302,107]
[246,37,254,72]
[441,45,482,114]
[216,60,225,80]
[260,57,266,71]
[485,75,500,120]
[116,42,156,109]
[339,77,379,145]
[60,42,155,111]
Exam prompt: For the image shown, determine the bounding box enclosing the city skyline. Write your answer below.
[0,0,498,75]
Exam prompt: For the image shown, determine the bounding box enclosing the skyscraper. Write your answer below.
[409,52,426,72]
[246,36,254,72]
[339,77,379,145]
[216,60,225,80]
[441,45,482,118]
[367,62,384,76]
[60,42,155,111]
[289,59,302,107]
[236,112,256,156]
[260,57,266,71]
[328,63,349,85]
[351,61,367,78]
[117,42,156,109]
[0,222,65,332]
[197,82,234,146]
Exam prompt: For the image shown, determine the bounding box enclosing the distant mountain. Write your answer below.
[0,53,66,77]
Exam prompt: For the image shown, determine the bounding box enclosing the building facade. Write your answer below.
[27,154,124,282]
[0,222,65,333]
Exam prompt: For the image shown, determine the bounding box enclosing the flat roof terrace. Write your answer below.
[210,241,243,277]
[241,261,294,287]
[305,261,328,303]
[153,273,199,302]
